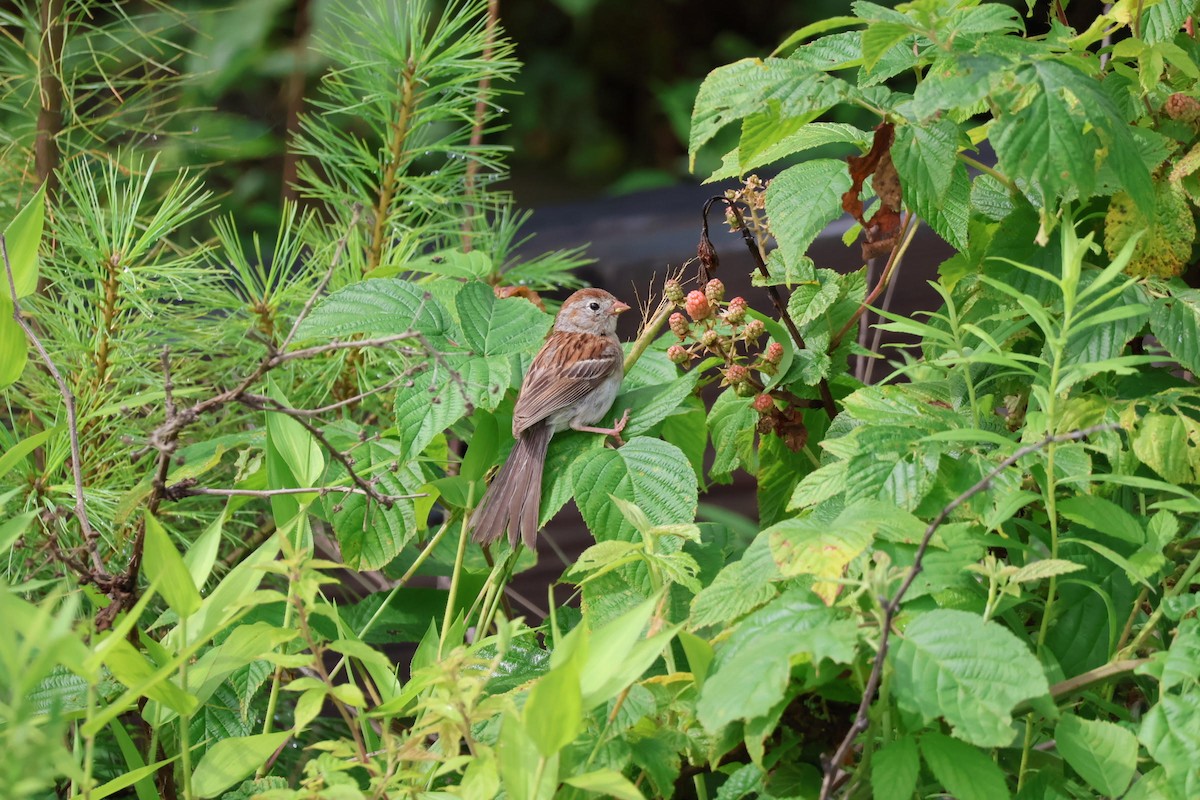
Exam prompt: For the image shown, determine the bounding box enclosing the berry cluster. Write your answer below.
[662,278,781,413]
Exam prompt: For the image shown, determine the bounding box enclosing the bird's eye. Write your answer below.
[588,301,600,311]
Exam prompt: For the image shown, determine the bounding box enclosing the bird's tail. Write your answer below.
[470,423,552,550]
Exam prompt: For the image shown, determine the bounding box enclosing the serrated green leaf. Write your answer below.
[1056,713,1137,796]
[992,60,1151,211]
[1142,0,1196,44]
[919,732,1010,800]
[333,442,419,570]
[892,609,1049,746]
[393,364,470,465]
[789,458,850,510]
[872,736,919,800]
[893,119,970,250]
[1134,413,1197,484]
[455,281,552,356]
[708,388,757,481]
[614,368,700,438]
[768,502,888,604]
[689,551,779,630]
[1149,291,1200,376]
[861,21,912,72]
[573,438,697,542]
[696,587,855,732]
[786,269,841,327]
[740,120,869,176]
[766,160,853,267]
[293,277,458,346]
[1139,693,1200,797]
[690,58,854,165]
[910,54,1009,119]
[1010,559,1084,583]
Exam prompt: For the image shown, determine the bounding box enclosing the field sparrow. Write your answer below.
[471,288,631,549]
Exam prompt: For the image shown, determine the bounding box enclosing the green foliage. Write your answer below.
[4,1,1200,798]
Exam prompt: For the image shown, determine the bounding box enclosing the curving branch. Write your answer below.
[818,422,1121,800]
[4,235,105,574]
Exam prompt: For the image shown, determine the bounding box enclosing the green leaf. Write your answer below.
[455,281,552,356]
[1055,713,1137,796]
[573,438,697,542]
[497,712,555,800]
[1058,495,1145,544]
[1149,291,1200,376]
[861,22,911,72]
[143,514,202,618]
[0,428,54,480]
[892,120,969,250]
[3,182,47,299]
[872,736,919,800]
[992,60,1151,211]
[690,58,853,165]
[786,270,841,328]
[293,277,458,347]
[524,646,583,757]
[766,159,853,268]
[393,363,470,465]
[696,587,855,732]
[1142,0,1196,44]
[559,592,680,710]
[707,389,757,481]
[0,294,26,389]
[892,609,1049,746]
[615,368,701,438]
[768,502,890,604]
[919,732,1010,800]
[1139,693,1200,797]
[563,770,646,800]
[909,54,1009,119]
[1134,413,1197,484]
[739,120,869,177]
[190,732,291,798]
[689,553,779,630]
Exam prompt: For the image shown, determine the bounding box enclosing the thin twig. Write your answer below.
[818,422,1120,800]
[3,235,105,573]
[239,371,416,418]
[163,483,425,502]
[703,197,837,418]
[831,214,919,353]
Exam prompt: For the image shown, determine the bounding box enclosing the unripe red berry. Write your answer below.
[743,319,765,341]
[685,290,712,320]
[753,394,774,413]
[725,364,748,385]
[664,279,685,304]
[724,296,747,325]
[667,344,690,364]
[669,312,689,339]
[705,278,725,305]
[765,342,784,364]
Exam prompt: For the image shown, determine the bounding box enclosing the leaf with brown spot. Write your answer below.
[843,122,904,260]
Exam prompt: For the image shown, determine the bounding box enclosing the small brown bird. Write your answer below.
[471,288,631,549]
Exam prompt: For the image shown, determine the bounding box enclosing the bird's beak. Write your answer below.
[611,300,631,315]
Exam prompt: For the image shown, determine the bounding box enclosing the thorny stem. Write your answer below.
[818,423,1119,800]
[3,235,105,574]
[703,196,837,419]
